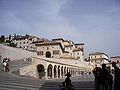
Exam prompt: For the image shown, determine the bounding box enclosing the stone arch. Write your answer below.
[64,67,66,76]
[58,65,60,78]
[67,67,69,73]
[47,64,53,78]
[37,64,45,79]
[73,69,74,76]
[70,68,72,76]
[54,65,57,78]
[69,68,71,74]
[46,51,51,58]
[74,69,77,76]
[61,66,63,78]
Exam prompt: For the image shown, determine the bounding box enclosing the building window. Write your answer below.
[95,56,96,58]
[47,47,49,50]
[37,51,43,56]
[53,50,59,55]
[46,51,51,58]
[23,41,25,44]
[117,60,119,63]
[77,52,79,55]
[20,42,21,44]
[82,53,84,56]
[91,56,92,59]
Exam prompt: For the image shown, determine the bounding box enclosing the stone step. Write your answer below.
[0,78,94,90]
[0,87,20,90]
[0,84,39,90]
[0,82,42,88]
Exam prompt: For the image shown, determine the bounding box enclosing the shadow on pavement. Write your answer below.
[39,81,94,90]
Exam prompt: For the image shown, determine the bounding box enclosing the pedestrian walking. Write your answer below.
[99,64,110,90]
[3,61,7,71]
[60,72,75,90]
[107,72,113,90]
[5,61,10,72]
[112,62,120,90]
[92,67,101,90]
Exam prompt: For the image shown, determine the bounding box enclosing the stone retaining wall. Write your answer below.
[0,44,36,61]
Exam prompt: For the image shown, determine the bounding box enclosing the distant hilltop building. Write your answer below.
[89,52,109,67]
[10,34,48,51]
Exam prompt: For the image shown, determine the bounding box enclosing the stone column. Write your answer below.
[45,69,48,79]
[56,67,58,78]
[60,67,62,78]
[52,68,54,79]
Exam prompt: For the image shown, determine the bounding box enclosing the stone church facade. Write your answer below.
[20,38,93,79]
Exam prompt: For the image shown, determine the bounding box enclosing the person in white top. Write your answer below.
[3,61,7,71]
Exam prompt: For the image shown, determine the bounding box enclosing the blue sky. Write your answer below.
[0,0,120,57]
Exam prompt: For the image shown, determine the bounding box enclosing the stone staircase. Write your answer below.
[0,59,94,90]
[0,72,44,90]
[0,71,94,90]
[0,72,94,90]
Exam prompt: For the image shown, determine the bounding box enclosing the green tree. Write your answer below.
[5,40,11,43]
[10,42,17,47]
[0,35,5,43]
[9,34,11,41]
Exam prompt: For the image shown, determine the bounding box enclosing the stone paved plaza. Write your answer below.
[0,59,94,90]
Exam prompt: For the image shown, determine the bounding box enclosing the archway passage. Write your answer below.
[61,66,63,78]
[64,67,66,76]
[46,51,51,58]
[67,67,69,73]
[47,64,53,78]
[54,65,57,78]
[37,64,45,79]
[58,66,60,78]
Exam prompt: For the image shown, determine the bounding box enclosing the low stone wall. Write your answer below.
[19,64,38,78]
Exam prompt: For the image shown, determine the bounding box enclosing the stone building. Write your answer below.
[20,38,93,79]
[111,56,120,68]
[13,35,47,51]
[36,38,84,61]
[89,52,109,67]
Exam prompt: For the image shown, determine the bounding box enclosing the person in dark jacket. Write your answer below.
[64,72,73,87]
[112,62,120,90]
[92,67,101,90]
[99,64,109,90]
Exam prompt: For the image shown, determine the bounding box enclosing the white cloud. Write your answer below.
[29,0,81,40]
[1,0,120,57]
